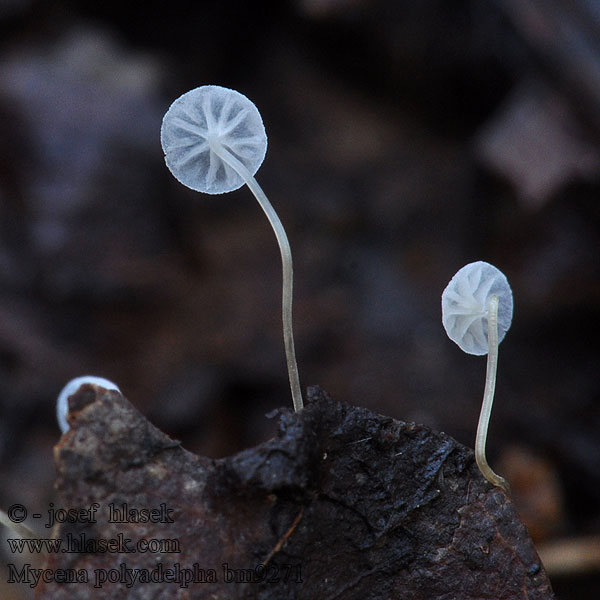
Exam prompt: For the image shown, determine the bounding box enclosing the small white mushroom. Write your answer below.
[56,376,120,434]
[161,85,303,412]
[441,261,513,492]
[160,85,267,194]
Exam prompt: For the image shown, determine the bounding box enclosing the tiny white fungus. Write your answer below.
[161,85,267,195]
[441,261,513,492]
[441,261,513,355]
[160,85,303,412]
[56,375,120,434]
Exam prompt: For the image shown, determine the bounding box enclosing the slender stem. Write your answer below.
[212,144,304,411]
[475,294,509,493]
[0,509,37,539]
[1,508,51,568]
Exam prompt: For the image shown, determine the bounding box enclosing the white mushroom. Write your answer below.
[441,261,513,491]
[161,85,303,412]
[56,376,120,434]
[160,85,267,194]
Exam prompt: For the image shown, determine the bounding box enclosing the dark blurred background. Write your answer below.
[1,1,599,598]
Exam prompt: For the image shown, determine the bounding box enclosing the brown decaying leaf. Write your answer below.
[37,385,555,599]
[474,80,600,208]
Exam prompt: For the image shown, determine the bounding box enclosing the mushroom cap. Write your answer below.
[441,261,513,355]
[160,85,267,194]
[56,375,120,434]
